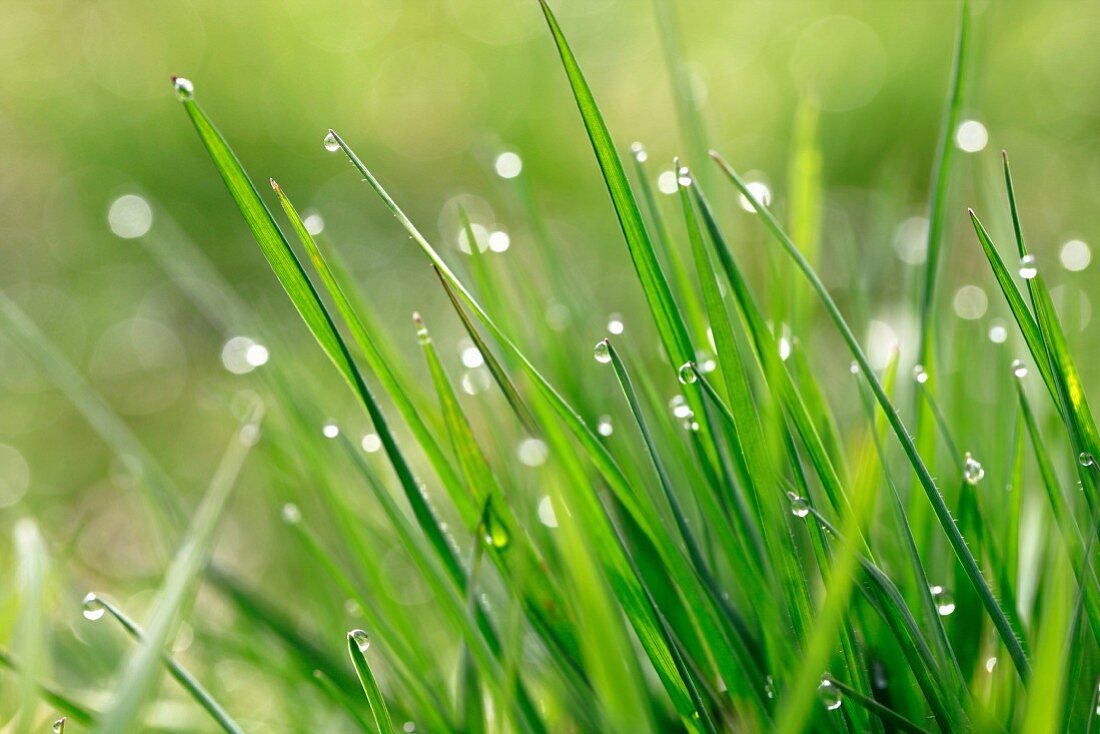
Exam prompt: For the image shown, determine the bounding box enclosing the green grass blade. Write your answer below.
[0,649,97,726]
[917,0,970,363]
[711,150,1032,683]
[347,631,396,734]
[825,675,933,734]
[86,594,244,734]
[92,410,261,733]
[1002,152,1100,507]
[12,519,48,734]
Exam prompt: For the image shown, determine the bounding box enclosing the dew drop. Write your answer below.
[53,718,66,734]
[479,509,511,550]
[172,76,194,101]
[593,340,611,364]
[849,361,860,375]
[323,131,340,152]
[929,585,956,616]
[963,452,985,485]
[281,503,302,525]
[677,166,693,187]
[82,593,105,621]
[630,142,648,163]
[349,629,371,652]
[912,364,929,384]
[1079,452,1095,467]
[787,491,810,518]
[537,495,559,528]
[322,422,340,439]
[677,362,698,385]
[597,415,614,436]
[1018,254,1038,280]
[817,677,842,711]
[765,675,775,699]
[1011,359,1028,378]
[984,656,997,673]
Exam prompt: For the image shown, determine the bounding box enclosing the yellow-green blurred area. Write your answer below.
[2,0,1100,701]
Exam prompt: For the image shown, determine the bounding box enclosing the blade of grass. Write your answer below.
[85,594,244,734]
[0,649,96,726]
[92,409,261,733]
[347,631,396,734]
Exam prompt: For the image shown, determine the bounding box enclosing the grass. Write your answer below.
[2,0,1099,732]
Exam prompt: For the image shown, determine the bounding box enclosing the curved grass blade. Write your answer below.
[0,649,96,726]
[12,519,47,734]
[825,675,933,734]
[86,594,244,734]
[347,631,396,734]
[712,150,1031,683]
[92,410,262,733]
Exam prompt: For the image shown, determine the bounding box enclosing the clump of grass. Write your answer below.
[2,1,1099,732]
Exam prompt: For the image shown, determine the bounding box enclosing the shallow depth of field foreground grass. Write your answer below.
[2,0,1100,732]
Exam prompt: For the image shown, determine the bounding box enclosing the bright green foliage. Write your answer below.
[2,2,1099,733]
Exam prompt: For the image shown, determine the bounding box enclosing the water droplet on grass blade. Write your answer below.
[963,452,984,485]
[597,415,613,436]
[669,395,693,420]
[817,677,842,710]
[349,629,370,652]
[322,422,339,439]
[787,492,810,518]
[677,362,697,385]
[1011,359,1028,378]
[593,340,611,364]
[361,433,382,453]
[912,364,928,384]
[323,131,340,152]
[630,142,648,163]
[479,508,510,550]
[1080,452,1095,467]
[53,719,66,734]
[82,593,105,621]
[930,585,956,616]
[172,76,194,100]
[1018,254,1038,280]
[281,503,302,525]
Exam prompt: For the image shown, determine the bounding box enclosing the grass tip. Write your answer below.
[269,178,280,191]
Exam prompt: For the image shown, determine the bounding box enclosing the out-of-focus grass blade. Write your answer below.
[0,293,183,534]
[85,594,244,734]
[785,100,823,331]
[917,0,970,362]
[0,649,96,726]
[93,410,261,733]
[1018,550,1072,734]
[712,150,1031,683]
[347,631,396,734]
[13,519,48,734]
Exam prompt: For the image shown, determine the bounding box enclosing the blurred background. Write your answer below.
[3,0,1100,727]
